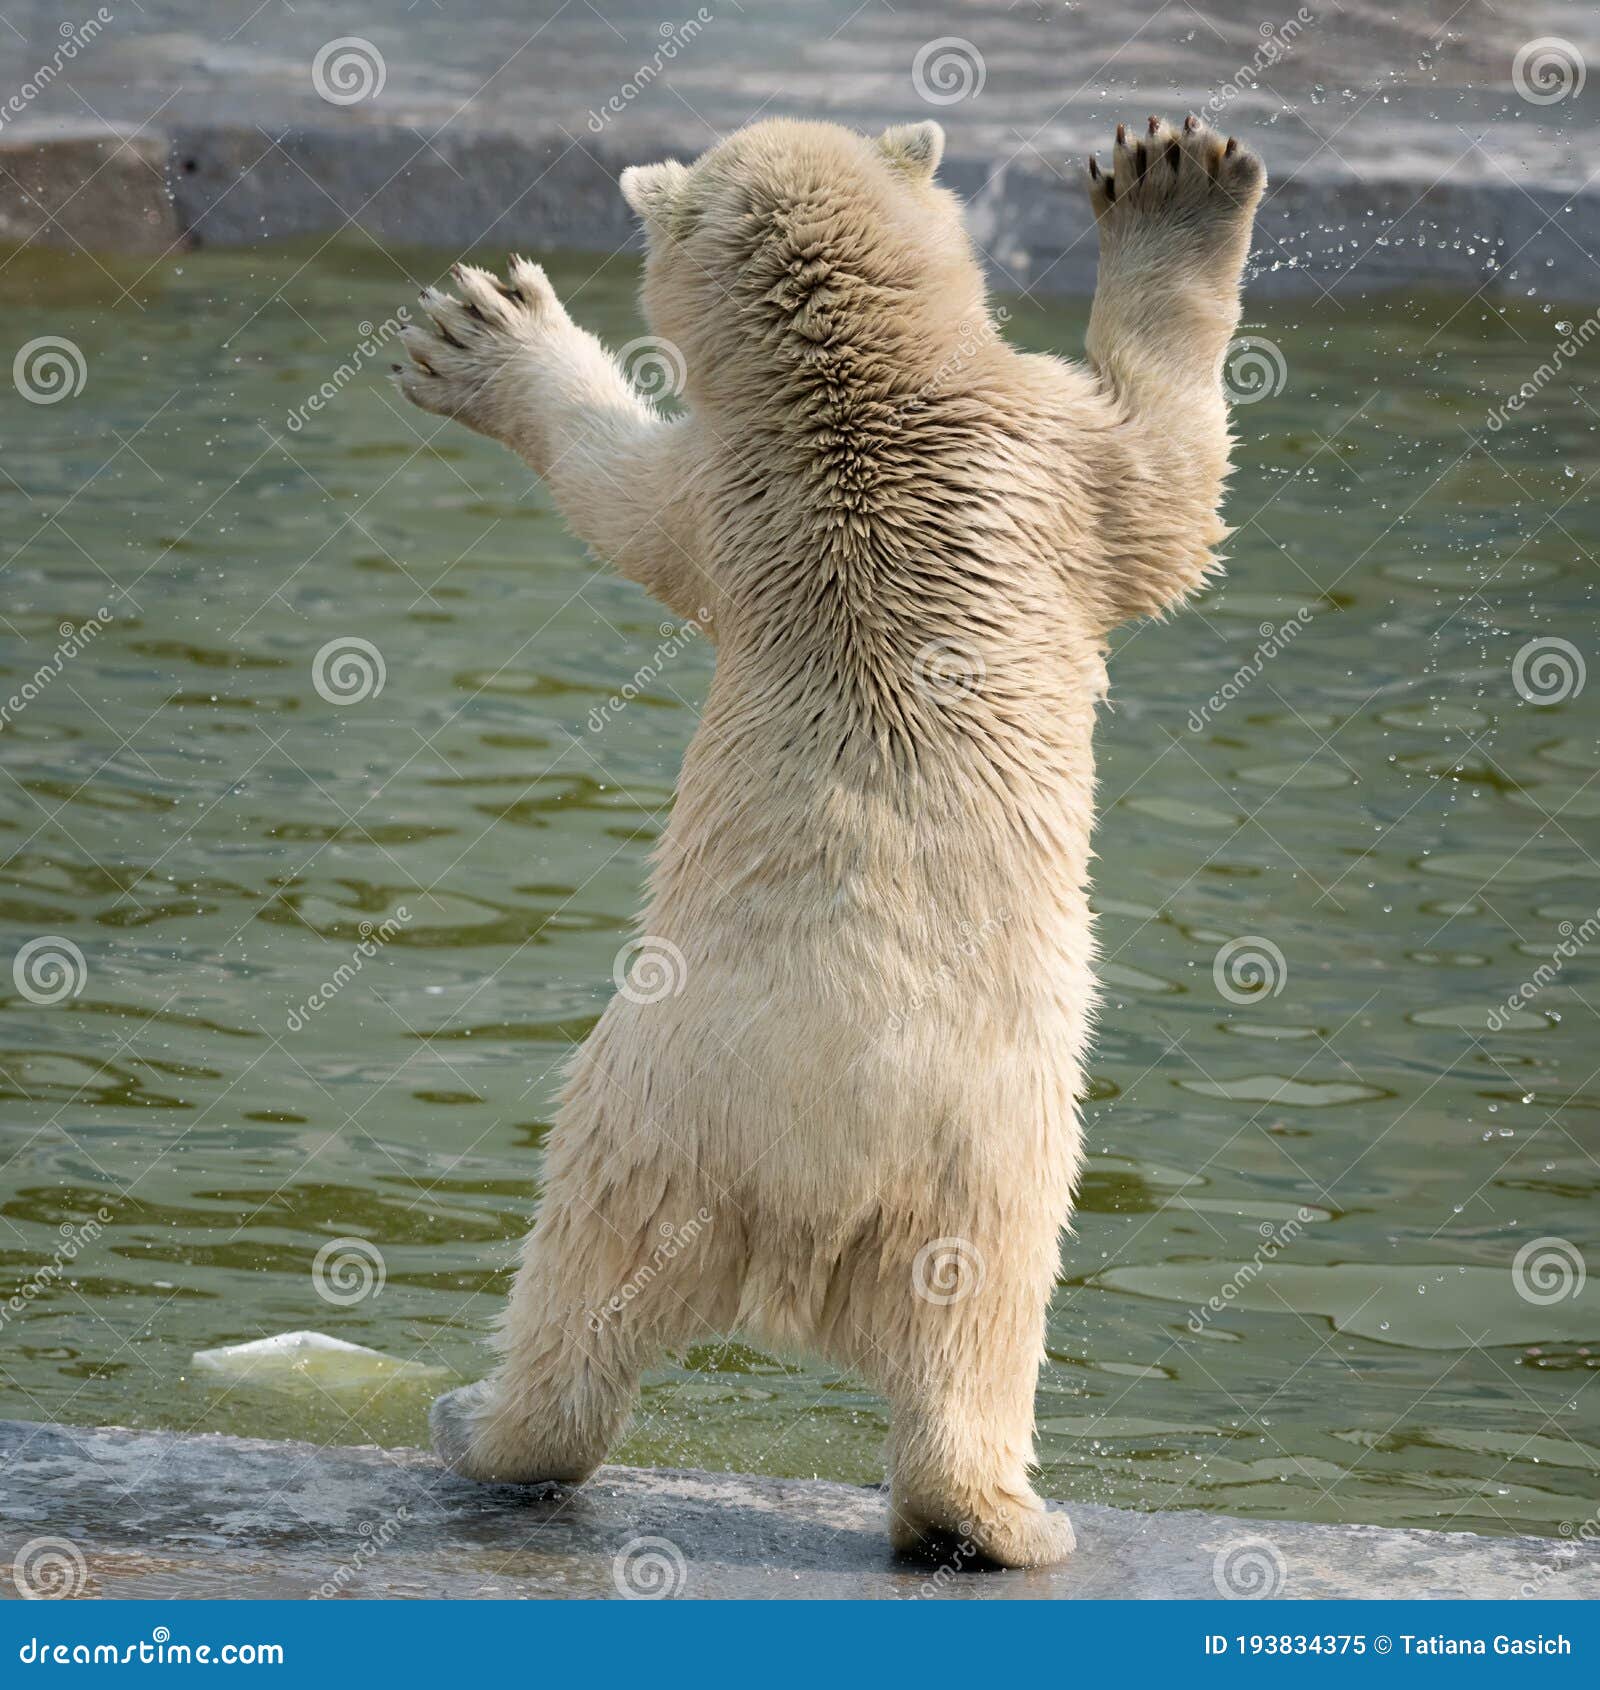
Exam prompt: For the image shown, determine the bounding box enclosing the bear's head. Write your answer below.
[619,118,991,417]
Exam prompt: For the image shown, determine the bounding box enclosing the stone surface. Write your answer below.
[0,125,181,256]
[0,0,1594,295]
[2,1420,1597,1600]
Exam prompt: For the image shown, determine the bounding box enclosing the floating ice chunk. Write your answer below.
[190,1331,444,1392]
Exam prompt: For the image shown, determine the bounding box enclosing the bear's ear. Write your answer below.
[876,121,945,181]
[620,160,690,228]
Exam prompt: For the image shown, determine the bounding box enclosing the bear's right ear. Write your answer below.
[620,160,690,229]
[876,121,945,181]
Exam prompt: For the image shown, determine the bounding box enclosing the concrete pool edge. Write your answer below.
[3,1420,1597,1600]
[4,118,1598,300]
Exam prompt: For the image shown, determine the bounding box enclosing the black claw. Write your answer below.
[1115,122,1127,145]
[1225,137,1238,157]
[1088,155,1100,180]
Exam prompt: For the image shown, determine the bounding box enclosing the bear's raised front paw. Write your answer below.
[890,1496,1077,1571]
[395,257,567,436]
[1086,114,1264,246]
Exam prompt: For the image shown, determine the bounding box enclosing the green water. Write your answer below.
[2,243,1596,1539]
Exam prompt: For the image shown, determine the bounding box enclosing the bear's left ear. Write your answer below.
[620,160,690,228]
[876,121,945,181]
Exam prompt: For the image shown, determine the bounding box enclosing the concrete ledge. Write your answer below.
[2,1421,1597,1600]
[4,118,1598,299]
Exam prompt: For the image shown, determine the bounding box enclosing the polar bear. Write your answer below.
[397,114,1263,1568]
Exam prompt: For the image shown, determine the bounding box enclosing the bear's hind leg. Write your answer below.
[856,1220,1075,1569]
[433,1174,729,1486]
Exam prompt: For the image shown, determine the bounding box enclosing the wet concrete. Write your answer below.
[0,0,1593,295]
[2,1421,1597,1600]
